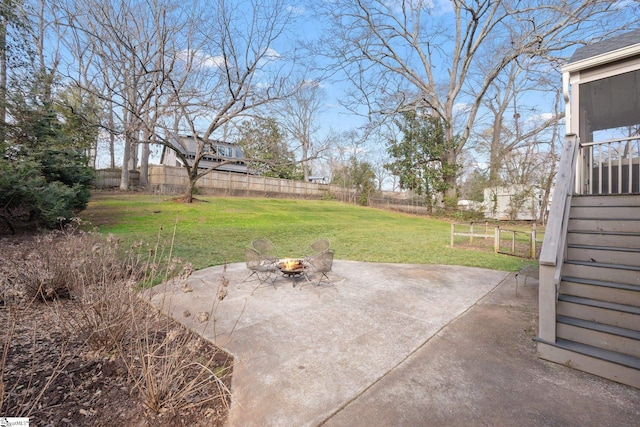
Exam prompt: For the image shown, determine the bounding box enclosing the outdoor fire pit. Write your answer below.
[277,258,307,275]
[277,258,309,286]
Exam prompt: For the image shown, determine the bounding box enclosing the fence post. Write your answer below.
[450,223,455,248]
[469,222,474,244]
[530,226,537,259]
[511,231,516,253]
[485,221,488,239]
[494,226,500,253]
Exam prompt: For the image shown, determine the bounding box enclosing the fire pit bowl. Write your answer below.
[277,258,307,275]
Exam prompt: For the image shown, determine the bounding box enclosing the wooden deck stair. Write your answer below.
[537,194,640,388]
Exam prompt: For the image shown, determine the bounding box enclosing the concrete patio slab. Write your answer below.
[149,260,640,427]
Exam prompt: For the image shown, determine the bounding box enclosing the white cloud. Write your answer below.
[177,49,225,69]
[264,48,281,60]
[527,112,554,123]
[255,48,281,68]
[179,47,280,70]
[453,102,472,113]
[385,0,453,16]
[613,0,635,10]
[430,0,454,15]
[201,54,225,68]
[286,5,306,15]
[300,79,322,88]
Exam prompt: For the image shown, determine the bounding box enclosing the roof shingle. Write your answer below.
[569,28,640,64]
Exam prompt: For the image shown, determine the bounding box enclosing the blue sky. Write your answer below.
[91,0,638,177]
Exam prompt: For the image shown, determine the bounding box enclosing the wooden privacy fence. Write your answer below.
[94,169,140,188]
[368,197,431,215]
[450,222,543,259]
[145,165,357,201]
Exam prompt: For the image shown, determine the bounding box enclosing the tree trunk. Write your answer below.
[443,181,457,207]
[489,114,504,185]
[489,151,503,186]
[539,137,558,225]
[108,106,115,168]
[120,135,131,190]
[182,168,198,203]
[89,145,96,168]
[139,116,153,187]
[301,138,309,182]
[0,10,6,147]
[120,117,133,190]
[139,140,150,187]
[109,133,115,168]
[128,139,138,171]
[442,141,458,209]
[128,129,138,171]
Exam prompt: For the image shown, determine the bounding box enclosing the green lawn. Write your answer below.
[80,193,532,272]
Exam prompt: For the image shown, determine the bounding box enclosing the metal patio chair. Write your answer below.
[304,249,335,288]
[251,238,279,265]
[243,247,278,294]
[307,237,330,255]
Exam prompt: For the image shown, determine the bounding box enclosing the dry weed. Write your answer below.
[121,308,232,414]
[0,224,233,418]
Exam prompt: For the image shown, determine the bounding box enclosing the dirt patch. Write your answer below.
[169,197,209,204]
[1,302,231,426]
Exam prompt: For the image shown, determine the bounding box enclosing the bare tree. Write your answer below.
[475,60,564,186]
[156,0,297,201]
[62,15,117,168]
[323,126,392,191]
[326,129,367,203]
[59,0,178,190]
[315,0,639,207]
[369,144,392,191]
[0,1,7,144]
[59,0,297,199]
[274,80,331,181]
[0,0,33,146]
[538,116,562,224]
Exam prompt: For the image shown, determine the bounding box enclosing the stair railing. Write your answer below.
[578,136,640,195]
[538,134,580,343]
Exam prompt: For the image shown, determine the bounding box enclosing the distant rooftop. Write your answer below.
[568,28,640,64]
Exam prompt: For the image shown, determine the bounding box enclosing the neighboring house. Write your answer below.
[160,134,249,174]
[457,199,482,212]
[537,29,640,388]
[483,186,543,221]
[307,176,328,183]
